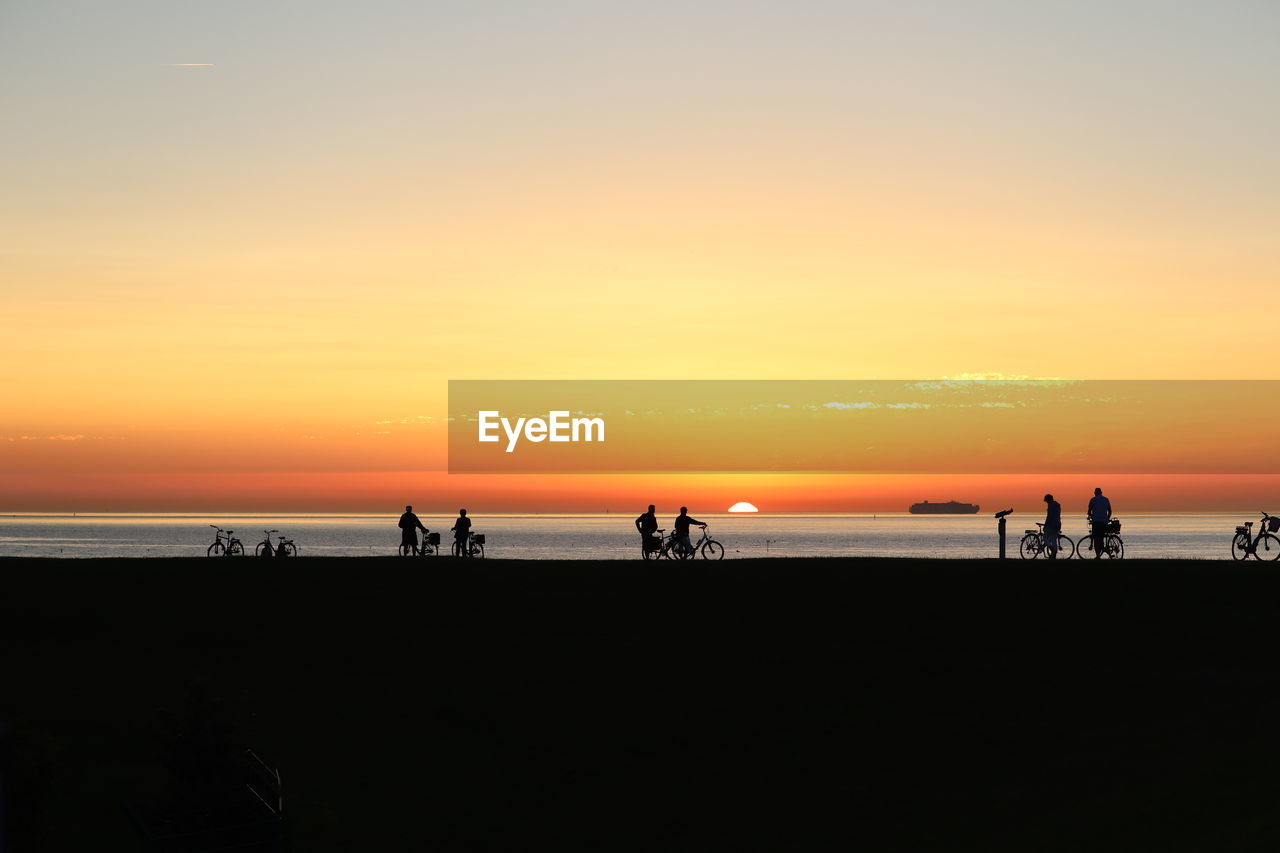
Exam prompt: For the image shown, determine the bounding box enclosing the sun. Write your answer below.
[727,502,759,513]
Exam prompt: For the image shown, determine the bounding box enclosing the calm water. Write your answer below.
[0,513,1259,559]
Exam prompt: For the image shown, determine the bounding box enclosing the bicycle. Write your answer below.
[1077,519,1125,559]
[452,532,485,558]
[1231,511,1280,561]
[1019,523,1076,560]
[640,530,664,560]
[400,530,441,557]
[641,529,677,560]
[206,525,245,558]
[670,525,725,561]
[255,529,297,558]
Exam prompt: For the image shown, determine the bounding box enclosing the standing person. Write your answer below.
[451,509,473,557]
[1043,494,1062,559]
[635,504,659,554]
[398,505,427,556]
[1087,487,1112,559]
[673,506,706,558]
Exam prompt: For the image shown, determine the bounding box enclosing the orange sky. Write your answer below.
[1,2,1277,512]
[3,471,1279,516]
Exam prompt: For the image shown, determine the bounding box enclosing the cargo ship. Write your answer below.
[909,500,979,515]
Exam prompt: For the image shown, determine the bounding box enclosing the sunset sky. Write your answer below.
[2,1,1278,512]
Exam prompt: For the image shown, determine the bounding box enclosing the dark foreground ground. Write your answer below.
[5,557,1280,851]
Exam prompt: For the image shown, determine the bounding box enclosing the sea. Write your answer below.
[0,513,1261,560]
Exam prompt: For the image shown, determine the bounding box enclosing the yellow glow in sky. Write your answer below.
[1,0,1277,509]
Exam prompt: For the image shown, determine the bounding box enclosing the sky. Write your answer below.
[1,1,1278,512]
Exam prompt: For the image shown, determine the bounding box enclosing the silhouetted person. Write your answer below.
[673,506,705,557]
[1043,493,1062,559]
[635,504,659,554]
[451,509,472,557]
[1087,487,1112,559]
[398,505,427,555]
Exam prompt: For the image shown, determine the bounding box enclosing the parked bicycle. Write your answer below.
[1019,522,1076,560]
[1077,518,1125,559]
[401,531,441,557]
[206,525,245,557]
[453,532,485,558]
[255,529,297,558]
[1231,512,1280,561]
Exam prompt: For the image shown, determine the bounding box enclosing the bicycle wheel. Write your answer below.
[1019,534,1040,559]
[1254,533,1280,562]
[642,542,659,560]
[256,543,272,558]
[1054,535,1076,560]
[1080,535,1111,555]
[1106,535,1124,559]
[228,540,245,557]
[207,542,225,558]
[398,543,413,557]
[1232,533,1251,561]
[281,543,297,557]
[473,543,485,558]
[701,539,725,560]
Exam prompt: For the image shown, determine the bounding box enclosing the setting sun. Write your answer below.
[728,502,759,513]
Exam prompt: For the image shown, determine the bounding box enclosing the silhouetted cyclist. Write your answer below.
[451,509,473,557]
[398,505,427,555]
[1087,487,1112,560]
[673,506,706,557]
[635,504,659,554]
[1043,493,1062,559]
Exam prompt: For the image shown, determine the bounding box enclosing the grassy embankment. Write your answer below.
[4,556,1280,851]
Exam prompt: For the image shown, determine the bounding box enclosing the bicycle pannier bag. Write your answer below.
[1106,519,1121,534]
[1268,517,1280,534]
[427,532,441,545]
[474,534,486,545]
